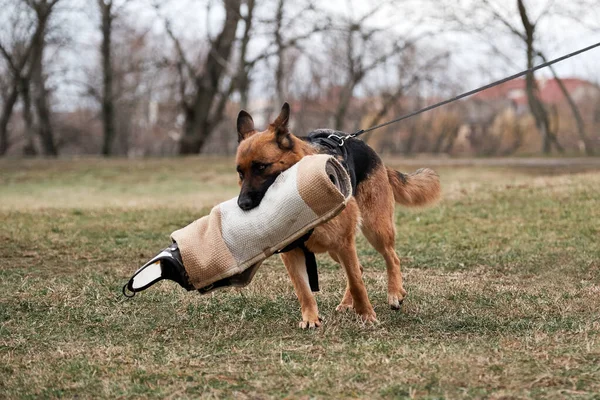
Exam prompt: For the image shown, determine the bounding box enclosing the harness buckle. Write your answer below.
[327,133,346,147]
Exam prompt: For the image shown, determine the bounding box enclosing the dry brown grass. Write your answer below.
[1,157,599,398]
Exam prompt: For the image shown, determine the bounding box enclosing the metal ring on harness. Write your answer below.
[327,133,346,147]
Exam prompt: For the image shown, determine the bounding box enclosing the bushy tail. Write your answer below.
[386,167,441,207]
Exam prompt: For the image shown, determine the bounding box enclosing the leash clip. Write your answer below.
[327,133,346,147]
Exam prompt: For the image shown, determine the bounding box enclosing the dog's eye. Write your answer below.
[238,171,244,180]
[252,162,271,173]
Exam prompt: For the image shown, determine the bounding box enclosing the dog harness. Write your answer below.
[305,129,379,195]
[124,154,352,296]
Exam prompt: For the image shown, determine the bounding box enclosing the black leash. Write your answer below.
[326,41,600,143]
[283,42,600,293]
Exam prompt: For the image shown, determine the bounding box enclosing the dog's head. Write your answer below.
[235,103,306,211]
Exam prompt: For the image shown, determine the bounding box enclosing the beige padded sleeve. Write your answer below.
[297,155,352,216]
[170,207,237,289]
[170,155,352,291]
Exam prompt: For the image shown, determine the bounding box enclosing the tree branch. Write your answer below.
[162,19,196,79]
[481,0,527,40]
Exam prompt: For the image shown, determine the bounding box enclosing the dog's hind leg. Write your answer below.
[357,168,408,310]
[332,244,377,322]
[363,227,407,310]
[330,251,364,312]
[280,249,321,329]
[361,219,408,309]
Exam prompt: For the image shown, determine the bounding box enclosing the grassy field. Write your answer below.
[1,157,600,399]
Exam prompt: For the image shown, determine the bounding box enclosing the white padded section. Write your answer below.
[132,261,162,289]
[220,162,318,265]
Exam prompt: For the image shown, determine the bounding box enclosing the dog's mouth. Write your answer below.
[237,173,281,211]
[237,192,264,211]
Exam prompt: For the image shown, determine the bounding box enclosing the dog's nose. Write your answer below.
[238,196,254,211]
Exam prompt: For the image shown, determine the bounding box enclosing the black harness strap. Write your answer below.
[301,243,319,292]
[276,229,319,292]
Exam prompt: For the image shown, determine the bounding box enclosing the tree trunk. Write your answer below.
[20,77,37,156]
[237,0,255,110]
[544,59,593,155]
[517,0,562,154]
[274,0,285,107]
[99,1,116,156]
[31,53,57,155]
[0,82,19,155]
[178,0,242,155]
[30,5,58,156]
[180,108,203,154]
[334,25,361,132]
[334,82,358,131]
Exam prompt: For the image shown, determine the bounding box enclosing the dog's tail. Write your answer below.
[386,167,441,207]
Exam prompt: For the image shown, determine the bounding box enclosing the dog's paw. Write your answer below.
[298,317,322,329]
[353,304,378,323]
[388,288,408,310]
[335,302,353,312]
[358,310,378,324]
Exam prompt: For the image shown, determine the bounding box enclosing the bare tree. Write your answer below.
[360,48,451,144]
[514,0,562,154]
[322,1,434,131]
[72,1,165,156]
[270,0,326,111]
[224,0,324,117]
[537,51,594,155]
[20,62,36,155]
[273,0,286,107]
[0,1,37,155]
[457,0,573,154]
[0,0,60,156]
[1,0,595,157]
[97,0,117,156]
[96,0,139,156]
[234,0,255,110]
[0,54,24,155]
[27,0,62,156]
[160,0,242,154]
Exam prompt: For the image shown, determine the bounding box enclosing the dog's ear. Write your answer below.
[237,110,256,142]
[272,102,292,149]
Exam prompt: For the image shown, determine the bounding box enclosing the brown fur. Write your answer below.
[236,103,441,328]
[387,167,441,207]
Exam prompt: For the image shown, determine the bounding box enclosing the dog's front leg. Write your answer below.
[280,249,321,329]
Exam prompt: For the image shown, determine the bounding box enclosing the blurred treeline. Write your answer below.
[0,0,599,157]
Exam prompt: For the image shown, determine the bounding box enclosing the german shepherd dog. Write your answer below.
[236,103,440,328]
